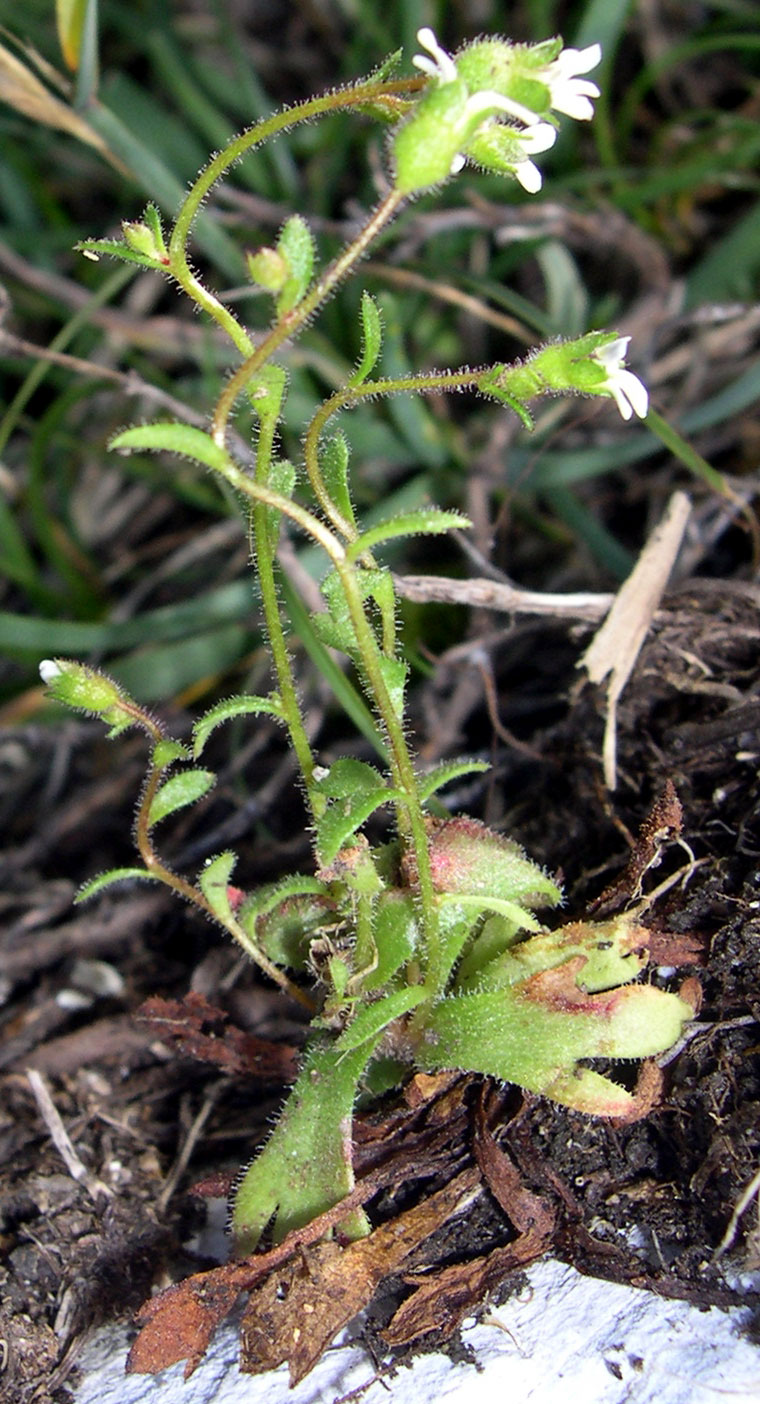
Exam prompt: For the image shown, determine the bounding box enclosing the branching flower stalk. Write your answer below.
[42,26,695,1260]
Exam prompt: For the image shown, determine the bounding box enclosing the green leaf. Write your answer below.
[349,291,384,387]
[316,782,400,866]
[147,768,215,827]
[416,980,694,1118]
[361,890,418,992]
[346,508,469,562]
[418,758,490,803]
[240,877,333,970]
[438,891,544,931]
[276,214,315,315]
[76,867,161,902]
[320,431,356,530]
[198,850,238,922]
[77,237,161,269]
[231,1036,374,1253]
[152,739,190,770]
[376,652,407,722]
[334,985,426,1054]
[264,458,295,550]
[314,757,386,799]
[110,422,231,473]
[193,693,284,757]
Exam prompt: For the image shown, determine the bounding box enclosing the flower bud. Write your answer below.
[39,659,139,736]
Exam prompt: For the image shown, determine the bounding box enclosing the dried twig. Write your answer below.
[25,1067,113,1206]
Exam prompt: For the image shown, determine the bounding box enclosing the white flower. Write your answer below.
[413,26,458,83]
[595,337,649,420]
[413,27,541,127]
[39,659,62,684]
[542,43,602,121]
[511,122,557,192]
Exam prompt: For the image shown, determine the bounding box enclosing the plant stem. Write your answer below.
[168,81,416,355]
[211,188,407,448]
[304,367,483,535]
[250,385,319,804]
[134,753,314,1009]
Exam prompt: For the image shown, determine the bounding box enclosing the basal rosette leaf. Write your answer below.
[416,964,695,1117]
[403,816,562,911]
[231,1037,376,1254]
[456,915,649,993]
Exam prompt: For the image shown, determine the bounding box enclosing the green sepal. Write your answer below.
[334,985,426,1054]
[39,659,141,738]
[276,214,315,315]
[476,369,534,429]
[349,291,384,388]
[320,432,356,531]
[248,364,287,424]
[417,758,490,803]
[147,768,216,828]
[152,739,189,771]
[75,867,161,903]
[192,693,284,758]
[231,1036,375,1252]
[393,78,470,194]
[110,423,230,473]
[346,508,469,562]
[198,850,238,923]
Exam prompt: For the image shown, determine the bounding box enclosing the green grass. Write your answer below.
[1,0,758,710]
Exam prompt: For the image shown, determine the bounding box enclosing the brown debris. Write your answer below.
[240,1168,482,1384]
[136,992,298,1083]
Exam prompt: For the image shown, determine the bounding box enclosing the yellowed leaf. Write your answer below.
[56,0,87,71]
[0,41,108,155]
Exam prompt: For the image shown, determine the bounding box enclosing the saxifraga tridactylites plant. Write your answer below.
[40,27,695,1258]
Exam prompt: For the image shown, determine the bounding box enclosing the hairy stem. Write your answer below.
[168,81,416,354]
[211,188,407,448]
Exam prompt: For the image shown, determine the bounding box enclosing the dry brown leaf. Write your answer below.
[239,1167,481,1384]
[580,491,692,788]
[136,992,298,1082]
[0,41,110,155]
